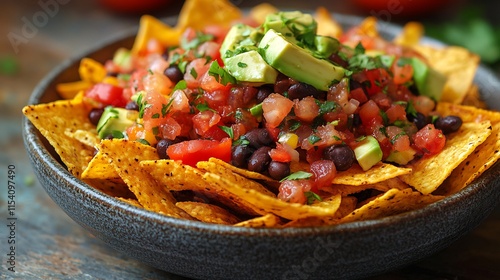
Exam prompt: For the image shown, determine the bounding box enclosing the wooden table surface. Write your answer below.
[1,1,499,279]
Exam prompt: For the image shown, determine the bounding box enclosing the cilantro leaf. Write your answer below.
[208,61,236,85]
[280,171,313,182]
[304,191,322,205]
[219,125,234,139]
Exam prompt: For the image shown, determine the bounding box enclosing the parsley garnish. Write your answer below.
[304,191,322,205]
[219,125,234,139]
[208,61,236,85]
[196,103,215,112]
[308,134,322,145]
[237,62,248,68]
[173,80,187,91]
[280,171,313,182]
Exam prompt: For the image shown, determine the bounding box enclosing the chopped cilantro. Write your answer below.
[308,134,321,145]
[219,125,234,139]
[233,136,250,146]
[237,62,248,68]
[151,113,160,119]
[173,80,187,91]
[304,191,322,205]
[190,67,198,79]
[208,61,236,86]
[111,130,125,139]
[136,139,150,146]
[280,171,313,182]
[152,126,159,136]
[196,103,215,112]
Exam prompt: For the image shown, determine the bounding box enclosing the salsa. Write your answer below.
[84,11,461,205]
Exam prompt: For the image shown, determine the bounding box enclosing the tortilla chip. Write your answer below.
[81,150,119,179]
[284,196,358,227]
[235,214,282,228]
[461,84,487,109]
[340,188,444,223]
[78,58,106,84]
[203,172,342,220]
[249,3,279,25]
[99,139,192,219]
[117,197,143,208]
[196,160,275,197]
[22,99,95,178]
[324,177,407,196]
[413,45,479,104]
[208,157,279,189]
[141,159,263,216]
[131,15,182,55]
[358,16,378,37]
[401,121,492,195]
[176,201,240,225]
[437,102,500,124]
[56,82,91,99]
[315,6,342,38]
[437,122,500,195]
[393,22,423,46]
[83,178,133,199]
[333,163,412,186]
[176,0,242,31]
[65,129,99,148]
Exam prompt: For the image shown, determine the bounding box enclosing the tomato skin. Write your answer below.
[167,138,232,167]
[413,124,446,156]
[359,100,383,128]
[278,179,311,204]
[85,83,127,107]
[392,62,413,85]
[262,93,294,128]
[385,104,407,124]
[269,144,292,163]
[310,160,336,191]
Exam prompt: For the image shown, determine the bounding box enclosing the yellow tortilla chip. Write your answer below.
[358,16,378,37]
[131,15,182,55]
[284,196,358,227]
[141,159,263,216]
[315,6,342,38]
[340,188,444,223]
[249,3,279,25]
[56,81,91,99]
[78,58,106,84]
[413,45,479,103]
[176,0,242,31]
[324,177,407,196]
[203,172,342,220]
[393,22,423,46]
[235,214,282,228]
[401,121,492,195]
[333,163,412,186]
[437,102,500,124]
[437,122,500,195]
[196,160,275,197]
[117,197,143,208]
[81,150,119,179]
[176,201,240,225]
[65,129,99,148]
[83,178,133,199]
[99,139,192,219]
[22,99,95,178]
[208,157,279,189]
[461,84,487,109]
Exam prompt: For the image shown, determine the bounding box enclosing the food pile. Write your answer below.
[23,0,500,227]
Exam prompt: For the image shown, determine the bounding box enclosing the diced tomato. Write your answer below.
[350,87,368,104]
[159,117,181,140]
[197,41,222,64]
[184,58,211,88]
[362,68,390,96]
[200,71,232,92]
[294,96,319,122]
[386,126,410,152]
[202,125,230,141]
[203,25,230,45]
[126,124,156,145]
[385,104,407,124]
[359,100,383,128]
[269,143,292,163]
[262,93,294,128]
[310,160,336,191]
[277,179,311,204]
[265,123,281,142]
[167,138,232,166]
[169,89,191,113]
[411,95,436,116]
[413,124,446,155]
[142,71,173,96]
[192,110,222,136]
[392,61,414,85]
[85,83,127,107]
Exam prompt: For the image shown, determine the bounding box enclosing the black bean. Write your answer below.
[435,115,463,134]
[244,128,274,149]
[407,112,428,130]
[156,139,178,159]
[125,101,139,111]
[231,145,255,168]
[287,83,325,100]
[267,161,290,180]
[274,74,293,94]
[88,108,104,126]
[256,85,273,103]
[247,146,272,173]
[164,65,184,83]
[323,144,356,171]
[349,113,361,128]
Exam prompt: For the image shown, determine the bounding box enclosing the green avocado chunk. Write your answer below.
[263,11,317,44]
[224,50,278,84]
[96,107,136,139]
[353,136,383,171]
[386,148,417,165]
[258,29,345,91]
[409,57,447,101]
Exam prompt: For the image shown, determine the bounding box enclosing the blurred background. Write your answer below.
[1,0,499,279]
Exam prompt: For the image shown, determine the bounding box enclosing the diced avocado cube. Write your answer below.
[409,57,447,101]
[224,50,278,84]
[97,107,136,139]
[220,24,258,60]
[258,29,345,91]
[386,147,417,165]
[353,136,383,171]
[314,35,340,58]
[264,11,317,44]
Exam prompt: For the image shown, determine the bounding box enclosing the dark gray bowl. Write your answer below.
[23,14,500,280]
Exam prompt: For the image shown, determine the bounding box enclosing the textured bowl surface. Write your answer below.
[23,14,500,280]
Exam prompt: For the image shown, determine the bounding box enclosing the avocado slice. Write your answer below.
[96,106,136,139]
[353,136,383,171]
[263,11,317,44]
[258,29,345,91]
[220,24,261,60]
[386,148,417,165]
[224,50,278,85]
[409,57,447,101]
